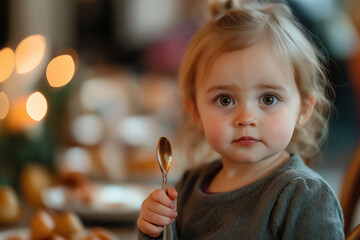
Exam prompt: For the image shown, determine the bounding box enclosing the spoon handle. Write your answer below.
[162,174,167,191]
[164,224,173,240]
[162,174,173,240]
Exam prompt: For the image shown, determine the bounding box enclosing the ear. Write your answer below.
[184,99,203,129]
[297,94,316,127]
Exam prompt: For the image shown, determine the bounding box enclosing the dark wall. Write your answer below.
[0,0,9,47]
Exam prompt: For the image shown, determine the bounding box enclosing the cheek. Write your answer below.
[196,102,224,146]
[264,113,297,146]
[201,117,227,149]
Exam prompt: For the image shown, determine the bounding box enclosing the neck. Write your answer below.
[209,151,290,192]
[226,151,289,178]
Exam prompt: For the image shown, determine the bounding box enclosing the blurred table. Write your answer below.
[0,200,138,239]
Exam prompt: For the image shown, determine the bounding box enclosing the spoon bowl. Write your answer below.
[156,137,173,176]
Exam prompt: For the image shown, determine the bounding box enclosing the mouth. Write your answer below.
[234,136,259,146]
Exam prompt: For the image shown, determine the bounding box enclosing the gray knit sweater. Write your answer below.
[138,154,344,239]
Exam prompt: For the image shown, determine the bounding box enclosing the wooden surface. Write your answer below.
[340,143,360,236]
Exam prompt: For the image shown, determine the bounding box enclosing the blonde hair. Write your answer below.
[178,0,334,166]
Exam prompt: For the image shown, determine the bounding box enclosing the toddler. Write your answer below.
[137,0,345,239]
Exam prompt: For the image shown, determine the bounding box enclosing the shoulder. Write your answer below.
[272,155,339,206]
[270,154,330,192]
[275,172,339,207]
[269,155,344,239]
[271,175,345,239]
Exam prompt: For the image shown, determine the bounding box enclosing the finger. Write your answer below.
[142,207,176,226]
[167,187,178,201]
[151,189,175,208]
[146,201,177,219]
[137,217,164,238]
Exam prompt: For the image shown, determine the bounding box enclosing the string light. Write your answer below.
[15,34,46,74]
[46,54,75,87]
[0,92,10,119]
[26,92,48,121]
[0,47,15,82]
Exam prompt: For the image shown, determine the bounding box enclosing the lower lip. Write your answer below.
[235,139,259,146]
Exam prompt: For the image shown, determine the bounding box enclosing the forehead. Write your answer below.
[196,42,295,88]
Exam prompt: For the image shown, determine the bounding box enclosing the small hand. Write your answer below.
[137,187,178,238]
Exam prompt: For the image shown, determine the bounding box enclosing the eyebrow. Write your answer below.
[205,85,238,94]
[205,83,288,94]
[255,83,288,92]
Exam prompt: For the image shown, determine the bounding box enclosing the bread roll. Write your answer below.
[91,227,116,240]
[30,209,55,240]
[20,164,53,207]
[54,211,85,238]
[49,234,66,240]
[0,186,20,224]
[69,231,99,240]
[4,236,22,240]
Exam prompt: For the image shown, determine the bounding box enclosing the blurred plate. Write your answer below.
[0,227,120,240]
[42,183,155,222]
[0,228,28,239]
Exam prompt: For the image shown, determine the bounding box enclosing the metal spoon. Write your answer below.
[156,136,173,191]
[156,136,173,240]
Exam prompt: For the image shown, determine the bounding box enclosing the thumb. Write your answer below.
[167,187,178,201]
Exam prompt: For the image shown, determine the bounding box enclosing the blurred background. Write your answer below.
[0,0,359,237]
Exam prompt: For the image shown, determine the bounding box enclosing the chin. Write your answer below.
[226,153,260,164]
[228,150,281,164]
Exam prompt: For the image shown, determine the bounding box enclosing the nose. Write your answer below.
[234,103,257,127]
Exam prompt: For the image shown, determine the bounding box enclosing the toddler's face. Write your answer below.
[193,43,303,165]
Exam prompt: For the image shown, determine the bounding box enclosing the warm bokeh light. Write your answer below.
[26,92,48,121]
[58,48,79,72]
[46,54,75,87]
[0,47,15,82]
[0,92,10,119]
[15,34,46,74]
[6,97,36,132]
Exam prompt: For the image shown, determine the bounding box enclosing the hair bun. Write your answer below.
[210,0,241,19]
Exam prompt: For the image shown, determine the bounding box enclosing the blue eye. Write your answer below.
[261,94,278,105]
[216,95,233,106]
